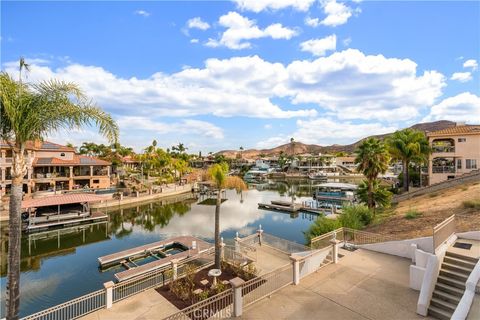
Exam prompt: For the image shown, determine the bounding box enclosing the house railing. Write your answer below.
[310,227,399,249]
[432,166,455,174]
[310,228,344,249]
[433,215,456,253]
[162,288,234,320]
[21,289,105,320]
[242,263,293,308]
[432,146,455,153]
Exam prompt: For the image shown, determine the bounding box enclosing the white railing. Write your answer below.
[21,289,105,320]
[242,263,293,308]
[433,215,455,253]
[261,233,310,254]
[114,248,215,302]
[310,228,344,249]
[298,246,333,279]
[163,288,234,320]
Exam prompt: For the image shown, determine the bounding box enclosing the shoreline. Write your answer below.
[0,183,193,223]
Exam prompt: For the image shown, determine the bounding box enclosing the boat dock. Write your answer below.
[26,211,108,232]
[97,236,213,282]
[258,200,303,213]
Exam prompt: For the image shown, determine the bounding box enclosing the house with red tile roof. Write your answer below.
[426,124,480,185]
[0,140,112,195]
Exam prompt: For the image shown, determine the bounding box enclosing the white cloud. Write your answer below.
[256,135,289,149]
[286,49,446,121]
[234,0,315,12]
[5,49,445,122]
[205,12,297,49]
[423,92,480,123]
[117,117,225,139]
[134,10,150,17]
[463,59,478,70]
[187,17,210,30]
[293,118,397,145]
[300,35,336,56]
[264,124,272,129]
[304,16,320,27]
[450,72,472,83]
[320,0,355,27]
[342,37,352,47]
[190,38,199,44]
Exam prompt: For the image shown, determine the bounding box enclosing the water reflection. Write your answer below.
[0,179,341,317]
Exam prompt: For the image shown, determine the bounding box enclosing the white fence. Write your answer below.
[163,288,234,320]
[242,264,293,308]
[239,232,310,255]
[21,290,105,320]
[298,246,333,279]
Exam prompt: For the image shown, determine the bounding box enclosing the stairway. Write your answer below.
[428,251,479,320]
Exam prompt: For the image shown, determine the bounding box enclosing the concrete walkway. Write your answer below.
[241,249,430,320]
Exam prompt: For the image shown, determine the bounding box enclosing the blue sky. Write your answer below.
[2,0,479,153]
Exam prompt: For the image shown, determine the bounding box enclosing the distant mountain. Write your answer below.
[217,120,456,159]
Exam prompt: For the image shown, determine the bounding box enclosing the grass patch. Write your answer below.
[405,209,422,220]
[428,192,439,198]
[463,199,480,209]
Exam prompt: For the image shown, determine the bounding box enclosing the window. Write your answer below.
[60,152,65,156]
[466,159,477,169]
[458,138,466,142]
[93,179,100,184]
[457,159,462,169]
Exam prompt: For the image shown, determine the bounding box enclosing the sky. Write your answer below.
[1,0,480,154]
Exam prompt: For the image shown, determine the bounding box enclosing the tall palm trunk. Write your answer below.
[367,178,374,210]
[214,189,221,269]
[403,160,409,192]
[7,149,26,320]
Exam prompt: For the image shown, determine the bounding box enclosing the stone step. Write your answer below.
[433,289,461,305]
[445,251,479,264]
[437,275,466,290]
[430,296,457,313]
[428,305,452,320]
[442,262,474,275]
[443,255,477,270]
[439,269,469,282]
[435,282,464,297]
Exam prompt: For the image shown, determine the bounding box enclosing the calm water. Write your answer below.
[0,179,351,317]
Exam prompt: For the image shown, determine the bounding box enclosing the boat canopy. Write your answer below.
[22,193,109,209]
[316,182,358,190]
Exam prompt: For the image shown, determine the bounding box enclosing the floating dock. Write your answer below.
[97,236,213,282]
[258,200,303,213]
[26,212,108,233]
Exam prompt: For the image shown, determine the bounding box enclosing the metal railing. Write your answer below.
[163,288,233,320]
[242,263,293,308]
[299,246,333,279]
[432,146,455,153]
[260,233,311,254]
[433,215,456,253]
[238,241,257,262]
[432,166,455,173]
[310,227,399,249]
[21,289,105,320]
[114,248,215,302]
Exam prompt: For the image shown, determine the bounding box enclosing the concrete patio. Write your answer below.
[241,248,431,320]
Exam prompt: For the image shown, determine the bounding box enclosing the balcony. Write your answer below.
[432,146,455,153]
[432,166,455,174]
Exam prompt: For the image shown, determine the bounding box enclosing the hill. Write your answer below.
[218,120,456,159]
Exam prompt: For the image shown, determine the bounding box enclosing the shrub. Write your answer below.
[304,216,341,242]
[405,209,422,220]
[463,199,480,209]
[339,205,369,230]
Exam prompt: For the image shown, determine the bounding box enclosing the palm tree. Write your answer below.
[387,129,430,192]
[355,138,390,211]
[1,63,118,319]
[290,137,295,156]
[357,180,392,211]
[208,163,247,269]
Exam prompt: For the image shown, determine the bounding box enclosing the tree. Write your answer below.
[0,64,118,319]
[357,180,392,211]
[354,138,390,211]
[208,163,247,269]
[387,129,430,192]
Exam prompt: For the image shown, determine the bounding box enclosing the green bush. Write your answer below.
[463,199,480,209]
[304,216,341,242]
[339,205,372,229]
[404,209,422,219]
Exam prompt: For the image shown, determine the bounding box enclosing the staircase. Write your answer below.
[428,251,479,320]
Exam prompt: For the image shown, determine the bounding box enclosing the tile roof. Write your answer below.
[0,140,75,152]
[33,155,110,166]
[427,125,480,137]
[22,193,109,209]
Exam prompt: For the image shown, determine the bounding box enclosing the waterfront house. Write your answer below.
[427,124,480,185]
[0,140,111,195]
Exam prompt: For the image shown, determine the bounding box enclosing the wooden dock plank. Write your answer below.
[26,214,108,232]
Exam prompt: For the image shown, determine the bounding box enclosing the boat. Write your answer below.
[21,193,109,233]
[312,182,358,209]
[308,172,328,180]
[244,160,275,181]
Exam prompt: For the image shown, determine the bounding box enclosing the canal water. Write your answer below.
[0,179,354,317]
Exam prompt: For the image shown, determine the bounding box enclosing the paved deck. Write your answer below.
[242,249,430,320]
